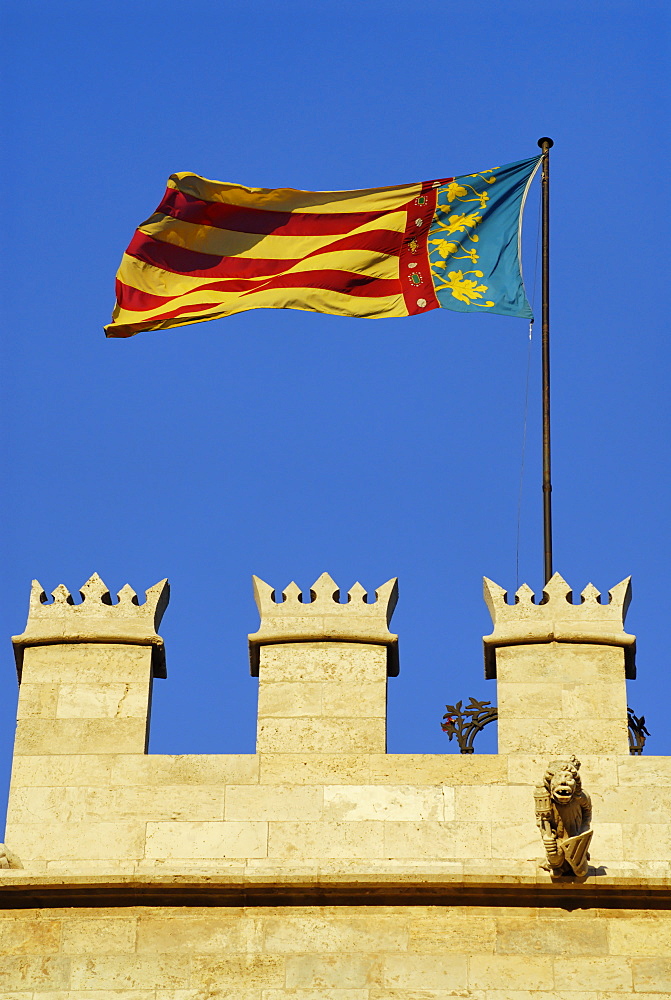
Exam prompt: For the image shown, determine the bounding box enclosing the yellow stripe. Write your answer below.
[168,172,422,214]
[138,211,407,260]
[111,285,408,332]
[118,249,400,298]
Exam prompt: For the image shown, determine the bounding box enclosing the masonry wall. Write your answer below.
[2,903,671,997]
[5,751,671,876]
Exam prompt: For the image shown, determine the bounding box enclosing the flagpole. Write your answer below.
[538,137,554,585]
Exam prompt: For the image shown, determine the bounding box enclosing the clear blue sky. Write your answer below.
[2,1,670,831]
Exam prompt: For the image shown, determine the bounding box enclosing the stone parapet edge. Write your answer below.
[1,872,670,910]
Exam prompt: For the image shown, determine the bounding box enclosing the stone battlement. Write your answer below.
[483,572,635,678]
[12,573,169,678]
[2,567,663,888]
[248,572,399,675]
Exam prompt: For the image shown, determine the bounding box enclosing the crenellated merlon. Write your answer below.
[483,572,635,679]
[248,572,398,675]
[12,573,170,678]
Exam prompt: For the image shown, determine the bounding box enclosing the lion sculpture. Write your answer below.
[534,755,592,876]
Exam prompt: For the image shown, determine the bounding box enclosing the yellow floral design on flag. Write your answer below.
[428,167,498,309]
[440,270,495,306]
[426,154,540,319]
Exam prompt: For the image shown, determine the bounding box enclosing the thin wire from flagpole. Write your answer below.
[515,184,542,591]
[538,137,554,585]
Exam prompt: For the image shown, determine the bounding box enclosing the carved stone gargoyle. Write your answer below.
[534,755,592,877]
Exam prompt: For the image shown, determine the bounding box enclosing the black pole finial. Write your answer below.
[537,137,554,150]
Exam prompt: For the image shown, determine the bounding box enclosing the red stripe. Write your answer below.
[156,187,394,236]
[399,185,440,316]
[117,269,401,313]
[126,228,403,278]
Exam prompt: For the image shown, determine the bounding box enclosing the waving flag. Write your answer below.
[105,156,541,338]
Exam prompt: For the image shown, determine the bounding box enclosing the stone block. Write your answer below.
[4,820,145,861]
[560,682,626,720]
[69,955,191,990]
[608,916,671,956]
[61,916,138,954]
[321,681,387,717]
[0,956,71,991]
[495,916,608,955]
[16,682,59,719]
[498,718,628,756]
[406,911,496,953]
[114,753,260,786]
[259,752,372,785]
[21,642,153,682]
[483,993,595,1000]
[137,913,258,953]
[623,824,671,861]
[468,955,553,990]
[383,820,491,859]
[323,784,443,821]
[45,859,138,874]
[268,820,384,859]
[370,754,508,785]
[490,821,541,860]
[497,682,565,718]
[595,787,671,824]
[258,681,323,717]
[13,717,149,755]
[261,914,407,954]
[632,958,671,992]
[495,642,625,684]
[591,822,624,860]
[285,954,381,988]
[264,991,368,1000]
[8,784,224,824]
[145,820,268,859]
[382,954,468,989]
[225,784,323,821]
[190,955,285,988]
[0,915,61,954]
[554,955,633,990]
[56,681,149,719]
[9,753,116,787]
[258,716,386,753]
[260,641,388,682]
[618,757,671,785]
[36,993,155,1000]
[454,785,531,822]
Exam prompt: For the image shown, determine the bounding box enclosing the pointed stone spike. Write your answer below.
[29,580,48,610]
[608,577,632,618]
[515,583,534,604]
[117,583,138,606]
[542,572,572,603]
[80,573,111,604]
[143,580,170,625]
[310,572,340,604]
[252,575,275,612]
[282,581,302,604]
[51,583,73,605]
[581,582,601,604]
[348,581,367,604]
[374,579,399,622]
[483,577,508,619]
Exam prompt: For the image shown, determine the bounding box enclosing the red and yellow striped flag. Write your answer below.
[105,159,540,337]
[105,171,454,337]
